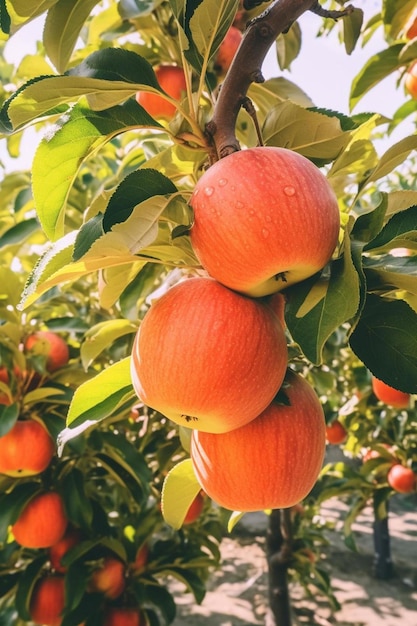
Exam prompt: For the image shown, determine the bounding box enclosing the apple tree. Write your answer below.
[0,0,417,625]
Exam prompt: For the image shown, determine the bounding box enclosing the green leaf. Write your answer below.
[364,204,417,252]
[160,566,206,604]
[365,135,417,183]
[275,21,301,70]
[285,229,361,364]
[81,319,138,370]
[352,192,388,244]
[61,468,94,529]
[161,459,202,530]
[0,403,19,435]
[342,8,363,55]
[15,556,47,621]
[0,218,39,248]
[0,0,11,33]
[350,44,405,110]
[8,0,58,19]
[43,0,102,72]
[119,0,165,18]
[62,356,133,430]
[364,255,417,296]
[349,294,417,393]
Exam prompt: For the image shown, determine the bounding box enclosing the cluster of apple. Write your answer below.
[131,145,342,513]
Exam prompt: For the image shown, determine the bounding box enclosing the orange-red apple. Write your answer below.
[130,277,288,434]
[0,366,12,405]
[104,607,144,626]
[0,419,55,477]
[132,543,149,572]
[135,65,186,119]
[405,60,417,99]
[30,575,65,626]
[371,376,410,409]
[190,146,340,297]
[49,527,83,573]
[89,557,126,599]
[24,331,69,372]
[12,491,68,548]
[387,464,416,494]
[183,491,205,524]
[214,26,243,74]
[406,16,417,39]
[325,419,347,445]
[191,370,326,512]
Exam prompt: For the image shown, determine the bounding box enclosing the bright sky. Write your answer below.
[0,0,414,174]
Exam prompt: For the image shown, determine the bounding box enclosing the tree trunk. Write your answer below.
[372,497,394,579]
[265,509,293,626]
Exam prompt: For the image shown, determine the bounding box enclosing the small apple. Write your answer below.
[0,419,55,477]
[387,464,416,494]
[49,527,83,573]
[371,376,410,409]
[325,419,347,445]
[88,557,126,600]
[30,575,65,626]
[405,15,417,39]
[405,60,417,100]
[132,543,150,572]
[12,491,68,549]
[191,370,326,512]
[183,491,205,525]
[103,607,144,626]
[24,331,70,373]
[130,277,288,434]
[190,147,340,297]
[135,65,186,120]
[214,26,243,74]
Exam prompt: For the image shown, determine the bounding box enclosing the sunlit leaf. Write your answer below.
[81,319,137,369]
[161,458,202,530]
[350,44,404,110]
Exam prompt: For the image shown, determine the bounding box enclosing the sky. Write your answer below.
[0,0,414,173]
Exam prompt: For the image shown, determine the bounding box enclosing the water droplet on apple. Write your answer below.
[265,215,272,223]
[284,186,295,196]
[218,178,228,187]
[262,228,269,238]
[204,186,214,197]
[236,201,244,209]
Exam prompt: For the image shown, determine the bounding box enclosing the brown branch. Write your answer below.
[205,0,355,162]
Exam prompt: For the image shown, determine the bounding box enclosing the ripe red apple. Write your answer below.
[387,464,416,494]
[371,376,410,409]
[190,147,340,297]
[191,370,326,512]
[325,419,347,445]
[49,527,83,573]
[103,607,144,626]
[183,491,205,524]
[12,491,68,548]
[88,557,126,599]
[405,60,417,99]
[406,16,417,39]
[0,419,55,477]
[24,331,70,372]
[132,543,150,572]
[214,26,243,74]
[135,65,186,119]
[130,277,288,434]
[30,575,65,626]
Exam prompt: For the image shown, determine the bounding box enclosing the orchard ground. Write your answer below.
[170,497,417,626]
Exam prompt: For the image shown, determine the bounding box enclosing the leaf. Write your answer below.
[0,0,11,34]
[188,0,238,62]
[364,204,417,252]
[81,319,138,369]
[7,0,58,19]
[285,229,361,364]
[249,78,314,115]
[61,468,94,529]
[350,44,405,110]
[364,255,417,296]
[275,21,301,70]
[365,135,417,183]
[43,0,102,72]
[15,556,47,621]
[0,403,19,435]
[119,0,165,19]
[352,192,388,244]
[349,294,417,393]
[342,8,363,55]
[63,356,134,428]
[161,459,202,530]
[0,218,39,249]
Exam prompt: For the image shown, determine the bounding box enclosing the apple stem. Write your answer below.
[205,0,356,163]
[241,96,264,146]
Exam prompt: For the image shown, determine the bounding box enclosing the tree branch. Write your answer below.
[206,0,354,162]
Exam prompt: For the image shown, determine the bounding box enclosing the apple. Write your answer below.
[103,607,144,626]
[190,147,340,297]
[325,419,347,445]
[131,543,150,573]
[30,575,66,626]
[130,277,288,434]
[24,331,70,373]
[191,370,326,512]
[214,26,243,74]
[12,491,68,548]
[88,557,126,599]
[406,15,417,39]
[371,376,410,409]
[135,65,186,120]
[183,491,205,524]
[49,527,83,573]
[0,419,55,477]
[387,464,416,494]
[265,292,286,327]
[405,60,417,99]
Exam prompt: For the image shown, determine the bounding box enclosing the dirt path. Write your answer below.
[172,496,417,626]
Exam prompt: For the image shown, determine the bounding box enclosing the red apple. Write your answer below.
[325,419,347,445]
[190,147,340,297]
[214,26,243,74]
[406,15,417,39]
[0,366,13,405]
[0,419,55,477]
[191,370,326,512]
[387,464,416,494]
[89,557,126,599]
[30,575,65,626]
[405,60,417,99]
[49,527,83,573]
[130,277,288,434]
[24,331,69,372]
[103,607,144,626]
[135,65,186,119]
[183,491,205,524]
[12,491,68,548]
[371,376,410,409]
